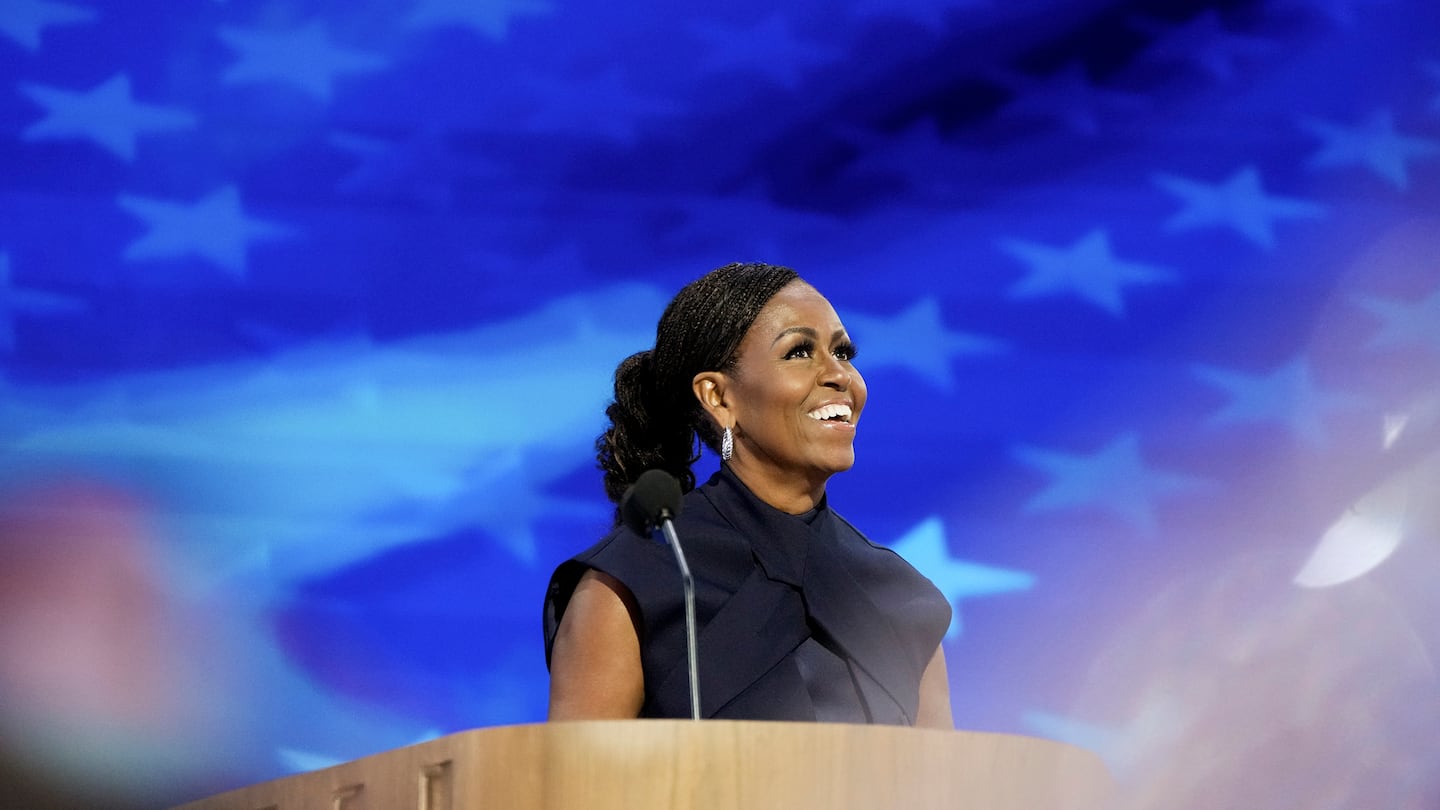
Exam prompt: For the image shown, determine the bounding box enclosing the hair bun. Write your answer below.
[596,262,800,510]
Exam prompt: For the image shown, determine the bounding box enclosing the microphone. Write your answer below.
[620,469,700,720]
[620,468,682,535]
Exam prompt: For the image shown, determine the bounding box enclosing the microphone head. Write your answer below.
[620,469,683,535]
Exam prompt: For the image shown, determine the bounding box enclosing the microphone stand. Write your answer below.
[658,513,700,721]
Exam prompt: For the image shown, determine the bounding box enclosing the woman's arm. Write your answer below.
[915,644,954,729]
[547,568,645,720]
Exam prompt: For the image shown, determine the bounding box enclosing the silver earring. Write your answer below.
[721,426,733,461]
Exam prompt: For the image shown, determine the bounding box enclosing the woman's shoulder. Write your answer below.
[560,521,671,587]
[547,475,749,605]
[543,522,671,666]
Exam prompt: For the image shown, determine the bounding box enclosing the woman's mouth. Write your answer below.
[806,403,853,424]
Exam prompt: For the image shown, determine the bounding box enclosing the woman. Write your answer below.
[544,262,953,727]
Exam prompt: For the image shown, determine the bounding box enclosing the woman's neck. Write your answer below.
[724,461,827,515]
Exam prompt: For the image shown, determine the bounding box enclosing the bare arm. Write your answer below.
[547,568,645,720]
[915,644,954,729]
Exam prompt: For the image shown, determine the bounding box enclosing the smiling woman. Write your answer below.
[542,262,954,727]
[696,281,868,514]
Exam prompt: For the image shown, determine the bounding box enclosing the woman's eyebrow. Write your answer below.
[770,326,818,346]
[770,326,849,347]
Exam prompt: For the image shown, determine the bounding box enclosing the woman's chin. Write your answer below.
[815,452,857,476]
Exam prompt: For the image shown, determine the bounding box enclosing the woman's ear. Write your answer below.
[692,371,731,428]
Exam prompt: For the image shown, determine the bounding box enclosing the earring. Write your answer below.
[721,426,733,461]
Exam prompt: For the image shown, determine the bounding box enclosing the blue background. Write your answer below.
[2,0,1438,805]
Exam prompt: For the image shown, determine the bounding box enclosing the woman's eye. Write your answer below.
[785,341,857,361]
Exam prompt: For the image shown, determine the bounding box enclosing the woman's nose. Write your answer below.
[819,356,850,390]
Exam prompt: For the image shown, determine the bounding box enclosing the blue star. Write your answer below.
[689,15,836,90]
[0,0,95,51]
[116,186,291,277]
[1353,286,1440,352]
[995,63,1147,136]
[1192,357,1363,445]
[1301,110,1440,190]
[998,229,1175,316]
[1152,166,1325,250]
[19,74,195,161]
[1012,433,1205,534]
[846,297,1003,389]
[1132,10,1273,82]
[406,0,551,40]
[219,21,386,102]
[0,253,88,352]
[888,517,1034,641]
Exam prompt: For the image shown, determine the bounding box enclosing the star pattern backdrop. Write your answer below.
[2,0,1439,805]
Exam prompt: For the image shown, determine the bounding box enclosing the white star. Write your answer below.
[1192,357,1363,445]
[1352,286,1440,352]
[846,298,1003,389]
[1152,166,1325,250]
[19,74,195,161]
[0,252,88,352]
[999,229,1175,316]
[219,21,386,102]
[0,0,95,51]
[406,0,551,40]
[116,186,291,277]
[995,63,1147,136]
[888,517,1034,640]
[689,15,836,90]
[1013,433,1204,534]
[1301,110,1440,190]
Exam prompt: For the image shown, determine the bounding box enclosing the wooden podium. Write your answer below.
[173,721,1111,810]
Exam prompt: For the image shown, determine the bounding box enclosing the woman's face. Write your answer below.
[722,281,867,493]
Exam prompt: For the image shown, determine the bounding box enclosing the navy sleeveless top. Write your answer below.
[543,466,951,724]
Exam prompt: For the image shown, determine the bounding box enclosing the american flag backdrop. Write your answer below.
[1,0,1438,805]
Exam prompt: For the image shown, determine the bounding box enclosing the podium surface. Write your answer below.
[175,720,1111,810]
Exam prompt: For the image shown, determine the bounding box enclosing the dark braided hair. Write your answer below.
[597,262,800,506]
